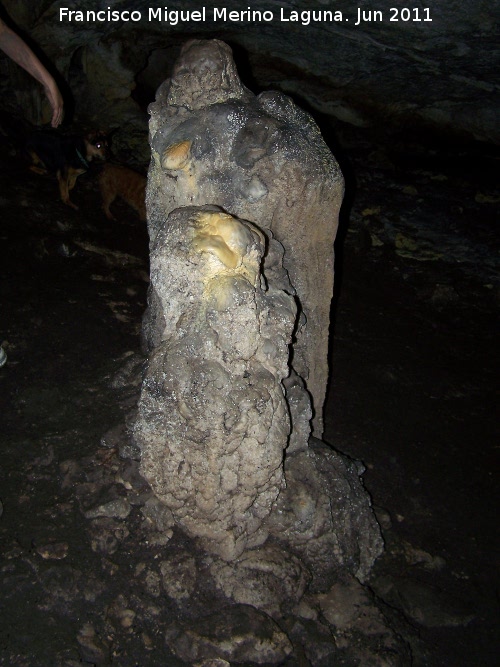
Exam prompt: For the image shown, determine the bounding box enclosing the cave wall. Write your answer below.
[0,0,498,152]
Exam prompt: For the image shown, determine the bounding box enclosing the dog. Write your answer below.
[25,129,109,209]
[98,163,147,222]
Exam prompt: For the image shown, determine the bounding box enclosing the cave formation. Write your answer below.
[0,2,498,666]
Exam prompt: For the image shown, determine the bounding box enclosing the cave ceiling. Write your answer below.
[0,0,498,146]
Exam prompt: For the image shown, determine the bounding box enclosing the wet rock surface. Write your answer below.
[145,39,343,436]
[0,116,498,664]
[130,42,382,638]
[134,206,297,561]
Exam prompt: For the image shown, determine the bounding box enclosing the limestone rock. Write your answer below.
[282,369,313,453]
[262,439,384,585]
[372,575,476,629]
[315,575,412,666]
[160,551,198,601]
[207,543,311,615]
[133,206,297,561]
[165,605,293,664]
[77,623,109,665]
[146,38,344,436]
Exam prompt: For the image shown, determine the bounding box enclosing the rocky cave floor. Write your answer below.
[0,120,498,666]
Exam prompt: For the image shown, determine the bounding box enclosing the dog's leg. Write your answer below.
[28,151,48,175]
[67,168,83,192]
[99,171,117,220]
[29,166,48,175]
[58,169,78,210]
[101,191,117,221]
[103,199,117,221]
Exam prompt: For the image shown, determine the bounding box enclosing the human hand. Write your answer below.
[44,78,64,127]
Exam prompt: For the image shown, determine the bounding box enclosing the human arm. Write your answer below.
[0,17,63,127]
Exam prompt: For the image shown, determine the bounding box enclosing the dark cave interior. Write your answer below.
[0,2,498,665]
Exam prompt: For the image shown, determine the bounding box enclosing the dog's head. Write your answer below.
[84,132,109,162]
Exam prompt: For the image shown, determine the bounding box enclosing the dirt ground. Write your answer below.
[0,122,498,665]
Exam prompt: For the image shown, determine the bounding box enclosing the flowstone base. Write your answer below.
[94,382,408,665]
[81,353,406,666]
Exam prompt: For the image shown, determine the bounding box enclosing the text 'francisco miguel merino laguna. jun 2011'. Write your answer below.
[58,6,433,26]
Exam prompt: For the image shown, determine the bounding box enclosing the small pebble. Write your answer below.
[36,542,69,560]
